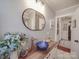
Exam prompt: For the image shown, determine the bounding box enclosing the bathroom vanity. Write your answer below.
[19,40,58,59]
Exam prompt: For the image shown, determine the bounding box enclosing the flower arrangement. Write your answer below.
[0,40,9,59]
[4,32,20,51]
[0,32,27,59]
[0,32,28,59]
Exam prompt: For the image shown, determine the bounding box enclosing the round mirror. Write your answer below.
[22,8,46,31]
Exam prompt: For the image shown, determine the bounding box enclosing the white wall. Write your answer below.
[71,7,79,58]
[0,0,55,40]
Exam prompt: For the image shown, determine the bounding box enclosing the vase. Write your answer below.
[10,50,18,59]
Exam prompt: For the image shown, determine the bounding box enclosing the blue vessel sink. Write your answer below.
[36,41,49,51]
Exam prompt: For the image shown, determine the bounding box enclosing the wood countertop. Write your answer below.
[19,41,58,59]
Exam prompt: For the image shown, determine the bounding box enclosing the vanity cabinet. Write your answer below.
[22,40,58,59]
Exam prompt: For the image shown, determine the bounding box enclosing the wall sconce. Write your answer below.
[36,0,44,5]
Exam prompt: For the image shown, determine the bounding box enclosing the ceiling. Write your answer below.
[42,0,79,11]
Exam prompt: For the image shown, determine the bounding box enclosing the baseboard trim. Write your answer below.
[57,45,71,53]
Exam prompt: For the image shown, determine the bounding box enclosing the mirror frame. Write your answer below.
[22,8,46,31]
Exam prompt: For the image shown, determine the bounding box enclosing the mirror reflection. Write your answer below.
[22,8,46,31]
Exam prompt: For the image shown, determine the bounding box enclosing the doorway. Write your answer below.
[57,15,72,53]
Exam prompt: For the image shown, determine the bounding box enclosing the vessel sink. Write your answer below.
[36,41,49,51]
